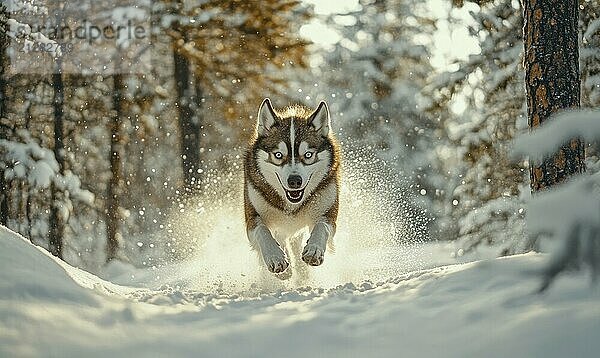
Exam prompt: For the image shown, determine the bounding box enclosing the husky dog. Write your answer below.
[244,98,340,274]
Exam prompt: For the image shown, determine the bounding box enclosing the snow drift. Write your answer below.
[2,226,600,357]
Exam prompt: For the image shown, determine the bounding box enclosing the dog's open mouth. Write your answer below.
[285,189,304,203]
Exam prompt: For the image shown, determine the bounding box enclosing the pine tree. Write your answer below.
[431,0,529,253]
[432,0,600,254]
[301,0,439,227]
[162,0,311,190]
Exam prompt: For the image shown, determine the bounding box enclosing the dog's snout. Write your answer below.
[287,175,302,189]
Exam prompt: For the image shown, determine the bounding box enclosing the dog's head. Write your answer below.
[252,98,336,205]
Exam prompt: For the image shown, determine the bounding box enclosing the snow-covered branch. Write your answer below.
[5,18,63,58]
[512,109,600,161]
[0,130,94,212]
[527,177,600,291]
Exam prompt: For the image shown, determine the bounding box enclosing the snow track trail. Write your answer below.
[2,226,600,358]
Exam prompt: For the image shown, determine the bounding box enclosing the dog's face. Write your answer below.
[253,99,334,206]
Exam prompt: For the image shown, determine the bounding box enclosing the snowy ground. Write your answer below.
[2,226,600,357]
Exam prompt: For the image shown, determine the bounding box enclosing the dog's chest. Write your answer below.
[247,182,336,239]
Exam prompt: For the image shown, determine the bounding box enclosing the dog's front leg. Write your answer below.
[248,221,289,273]
[303,219,336,266]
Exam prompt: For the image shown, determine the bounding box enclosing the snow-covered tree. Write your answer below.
[431,0,600,255]
[0,127,94,243]
[514,110,600,290]
[428,0,527,252]
[291,0,441,236]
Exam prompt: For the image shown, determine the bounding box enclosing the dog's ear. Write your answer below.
[257,98,278,136]
[308,101,331,136]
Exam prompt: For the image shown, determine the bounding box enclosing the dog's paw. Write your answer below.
[302,242,324,266]
[262,247,289,274]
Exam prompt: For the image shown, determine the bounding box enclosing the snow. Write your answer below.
[0,130,94,205]
[513,109,600,162]
[2,226,600,357]
[527,178,600,239]
[583,18,600,42]
[6,18,62,58]
[0,130,59,189]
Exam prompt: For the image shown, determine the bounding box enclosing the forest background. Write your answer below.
[2,0,599,276]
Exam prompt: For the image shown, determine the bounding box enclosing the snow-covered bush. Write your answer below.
[0,129,94,225]
[514,110,600,290]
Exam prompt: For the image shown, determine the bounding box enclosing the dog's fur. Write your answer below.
[244,98,340,274]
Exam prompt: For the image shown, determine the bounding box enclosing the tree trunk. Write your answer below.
[193,76,204,182]
[0,163,7,226]
[106,73,125,262]
[0,3,9,226]
[48,59,66,258]
[173,31,201,190]
[523,0,585,192]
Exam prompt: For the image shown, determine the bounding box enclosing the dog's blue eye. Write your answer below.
[274,152,283,159]
[304,152,313,159]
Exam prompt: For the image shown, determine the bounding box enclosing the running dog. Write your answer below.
[244,98,340,274]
